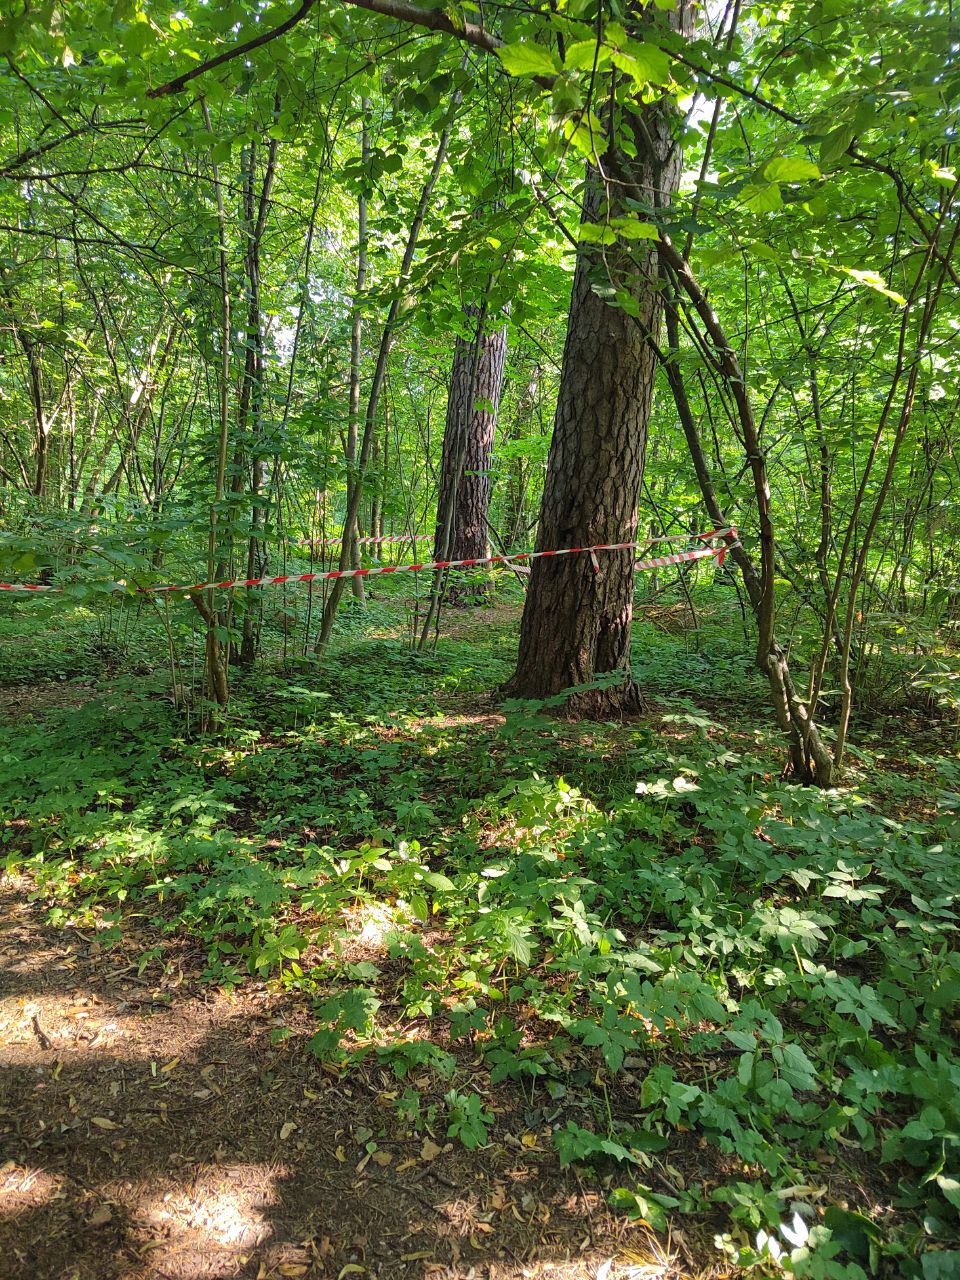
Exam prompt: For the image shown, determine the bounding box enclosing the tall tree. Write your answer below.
[504,6,692,713]
[432,305,507,577]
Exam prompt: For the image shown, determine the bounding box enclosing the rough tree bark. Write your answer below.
[432,306,507,594]
[504,12,689,715]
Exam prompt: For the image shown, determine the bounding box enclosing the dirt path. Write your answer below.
[0,880,682,1280]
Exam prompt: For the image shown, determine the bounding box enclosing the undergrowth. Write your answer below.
[1,596,958,1279]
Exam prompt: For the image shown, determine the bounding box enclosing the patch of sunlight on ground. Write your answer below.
[134,1163,280,1251]
[0,990,246,1067]
[341,898,403,952]
[0,992,133,1060]
[0,1163,61,1217]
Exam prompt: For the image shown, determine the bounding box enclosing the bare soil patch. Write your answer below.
[0,880,697,1280]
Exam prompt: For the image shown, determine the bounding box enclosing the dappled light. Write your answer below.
[3,646,958,1277]
[134,1166,279,1252]
[2,0,960,1275]
[0,1165,61,1220]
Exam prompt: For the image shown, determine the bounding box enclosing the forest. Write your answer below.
[0,0,957,1277]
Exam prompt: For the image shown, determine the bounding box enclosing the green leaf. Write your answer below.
[763,157,821,183]
[611,43,671,85]
[930,164,958,186]
[496,42,559,78]
[421,871,454,891]
[749,241,781,262]
[820,125,854,166]
[502,915,535,965]
[837,266,907,306]
[743,182,783,213]
[610,217,659,240]
[563,113,607,158]
[564,39,609,71]
[552,75,583,115]
[779,1042,818,1091]
[922,1253,960,1279]
[608,1187,670,1231]
[578,222,617,245]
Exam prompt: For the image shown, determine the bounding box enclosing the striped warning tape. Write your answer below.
[308,529,722,550]
[304,533,432,548]
[0,529,736,595]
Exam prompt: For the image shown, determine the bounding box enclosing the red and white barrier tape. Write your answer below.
[310,529,722,550]
[0,529,736,595]
[305,532,432,548]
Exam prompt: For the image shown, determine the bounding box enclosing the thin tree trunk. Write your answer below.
[199,97,232,726]
[240,121,280,665]
[660,300,835,783]
[345,104,371,603]
[315,78,463,654]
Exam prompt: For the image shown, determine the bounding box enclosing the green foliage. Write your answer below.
[2,598,958,1273]
[0,0,959,1271]
[443,1090,494,1149]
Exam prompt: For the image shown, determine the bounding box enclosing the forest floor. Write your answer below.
[1,585,958,1280]
[1,871,674,1280]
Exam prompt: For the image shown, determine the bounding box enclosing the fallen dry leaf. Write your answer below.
[90,1117,118,1130]
[420,1137,442,1161]
[279,1121,298,1140]
[199,1065,222,1096]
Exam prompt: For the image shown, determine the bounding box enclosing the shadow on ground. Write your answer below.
[0,882,681,1280]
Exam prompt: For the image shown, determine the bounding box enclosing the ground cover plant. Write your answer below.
[2,586,958,1278]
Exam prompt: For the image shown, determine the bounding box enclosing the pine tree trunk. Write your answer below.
[504,60,686,714]
[433,310,507,602]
